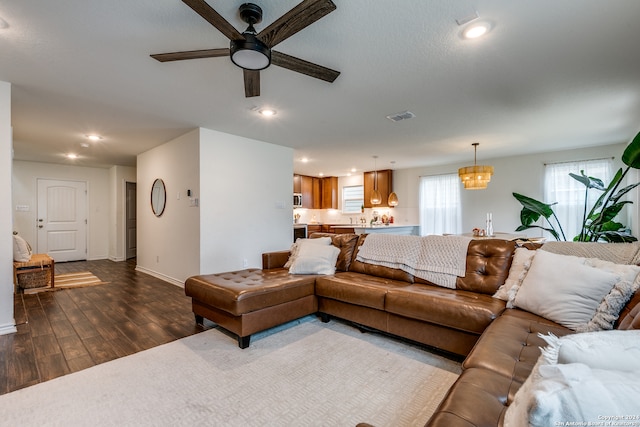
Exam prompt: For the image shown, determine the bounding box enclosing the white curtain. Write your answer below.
[419,174,462,236]
[544,158,613,241]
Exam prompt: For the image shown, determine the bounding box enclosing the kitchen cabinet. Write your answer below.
[300,175,321,209]
[321,177,338,209]
[293,174,302,193]
[364,169,393,208]
[329,226,355,234]
[307,224,322,235]
[295,174,334,209]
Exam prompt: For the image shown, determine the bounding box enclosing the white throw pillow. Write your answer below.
[512,250,621,330]
[284,237,332,268]
[288,241,340,275]
[528,364,640,427]
[505,330,640,427]
[579,258,640,332]
[493,247,536,302]
[13,234,32,262]
[539,330,640,372]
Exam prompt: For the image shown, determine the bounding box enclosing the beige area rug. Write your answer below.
[0,316,460,427]
[54,271,107,289]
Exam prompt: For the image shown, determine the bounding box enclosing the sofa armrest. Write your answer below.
[262,251,291,269]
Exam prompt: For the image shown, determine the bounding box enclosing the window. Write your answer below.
[544,158,613,241]
[342,185,364,214]
[419,174,462,235]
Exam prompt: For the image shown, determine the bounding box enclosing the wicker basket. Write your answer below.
[17,268,52,289]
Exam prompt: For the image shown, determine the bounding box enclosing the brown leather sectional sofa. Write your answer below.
[184,232,640,427]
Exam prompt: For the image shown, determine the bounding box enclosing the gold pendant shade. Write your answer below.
[458,143,493,190]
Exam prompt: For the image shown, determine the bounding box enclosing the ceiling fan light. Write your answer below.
[230,34,271,70]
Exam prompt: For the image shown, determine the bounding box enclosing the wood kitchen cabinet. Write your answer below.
[321,176,338,209]
[293,174,302,193]
[296,174,334,209]
[364,169,393,208]
[307,224,322,235]
[300,175,322,209]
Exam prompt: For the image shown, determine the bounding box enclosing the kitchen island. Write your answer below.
[331,224,419,235]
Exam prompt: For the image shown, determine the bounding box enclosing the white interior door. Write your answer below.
[37,179,87,262]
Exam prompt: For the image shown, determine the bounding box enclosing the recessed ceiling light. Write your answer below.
[80,143,90,148]
[351,168,357,173]
[66,153,78,159]
[301,157,309,163]
[318,172,324,177]
[258,108,276,117]
[463,22,490,39]
[85,134,102,141]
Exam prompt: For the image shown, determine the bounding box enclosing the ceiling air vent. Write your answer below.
[386,110,416,122]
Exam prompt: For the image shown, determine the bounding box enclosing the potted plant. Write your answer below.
[513,130,640,242]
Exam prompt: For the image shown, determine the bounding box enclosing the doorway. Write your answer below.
[36,179,88,262]
[125,181,137,259]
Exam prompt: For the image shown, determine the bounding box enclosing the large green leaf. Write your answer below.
[515,224,560,241]
[520,208,539,227]
[513,193,555,219]
[610,182,640,204]
[599,221,624,232]
[589,201,632,227]
[597,230,638,243]
[622,130,640,169]
[569,171,606,190]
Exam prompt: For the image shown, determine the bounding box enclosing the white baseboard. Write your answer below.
[108,256,125,262]
[0,321,17,336]
[87,256,109,261]
[134,266,184,288]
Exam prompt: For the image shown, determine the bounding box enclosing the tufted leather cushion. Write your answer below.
[309,232,360,272]
[454,239,516,295]
[184,269,316,316]
[462,309,572,386]
[426,368,513,427]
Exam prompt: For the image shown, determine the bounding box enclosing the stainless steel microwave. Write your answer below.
[293,193,302,208]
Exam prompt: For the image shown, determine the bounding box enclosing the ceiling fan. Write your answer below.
[151,0,340,97]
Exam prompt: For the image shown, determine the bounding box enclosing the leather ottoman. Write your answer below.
[184,268,317,348]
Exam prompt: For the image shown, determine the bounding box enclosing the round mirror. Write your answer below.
[151,179,166,217]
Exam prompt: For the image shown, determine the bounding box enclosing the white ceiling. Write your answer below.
[2,0,640,176]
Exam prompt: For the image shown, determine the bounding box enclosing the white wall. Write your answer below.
[136,129,200,285]
[12,161,110,259]
[199,128,293,273]
[395,143,630,237]
[109,165,136,261]
[0,81,16,335]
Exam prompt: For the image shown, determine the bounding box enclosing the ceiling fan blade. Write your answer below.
[243,70,260,97]
[150,48,230,62]
[271,51,339,83]
[257,0,336,48]
[182,0,243,41]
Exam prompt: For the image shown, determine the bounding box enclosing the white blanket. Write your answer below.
[355,234,472,288]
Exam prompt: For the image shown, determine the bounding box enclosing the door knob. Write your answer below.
[38,219,43,222]
[38,225,43,228]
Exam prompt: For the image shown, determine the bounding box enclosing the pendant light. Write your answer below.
[388,192,399,207]
[458,143,494,190]
[370,156,382,205]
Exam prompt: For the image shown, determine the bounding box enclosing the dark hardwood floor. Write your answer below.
[0,258,214,396]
